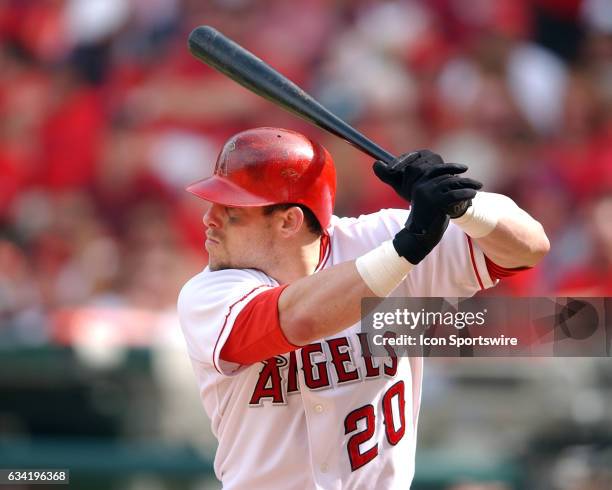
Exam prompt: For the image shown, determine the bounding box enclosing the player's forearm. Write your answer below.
[278,261,377,346]
[279,233,426,346]
[452,192,550,268]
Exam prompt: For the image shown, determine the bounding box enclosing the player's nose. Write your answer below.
[203,203,223,228]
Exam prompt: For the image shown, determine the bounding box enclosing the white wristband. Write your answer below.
[355,240,414,297]
[451,192,510,238]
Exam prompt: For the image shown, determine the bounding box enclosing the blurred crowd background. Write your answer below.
[1,0,611,489]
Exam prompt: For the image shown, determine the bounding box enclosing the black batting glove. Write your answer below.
[372,150,450,201]
[392,172,483,264]
[373,150,473,218]
[393,212,449,265]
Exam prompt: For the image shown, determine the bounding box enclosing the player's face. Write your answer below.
[203,203,277,271]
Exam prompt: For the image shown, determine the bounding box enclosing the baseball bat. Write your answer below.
[187,25,469,218]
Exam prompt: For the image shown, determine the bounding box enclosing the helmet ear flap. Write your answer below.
[185,127,336,229]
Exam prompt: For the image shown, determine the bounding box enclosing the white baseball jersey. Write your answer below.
[177,208,496,490]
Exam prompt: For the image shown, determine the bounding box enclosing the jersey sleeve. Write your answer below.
[177,268,278,376]
[408,225,497,296]
[484,254,530,279]
[330,209,496,297]
[220,284,299,364]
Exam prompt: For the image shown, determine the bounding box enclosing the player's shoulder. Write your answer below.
[323,209,411,260]
[328,208,409,238]
[178,267,276,313]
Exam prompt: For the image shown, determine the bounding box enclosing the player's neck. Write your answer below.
[267,235,322,285]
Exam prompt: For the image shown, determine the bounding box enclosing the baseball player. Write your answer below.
[177,127,549,489]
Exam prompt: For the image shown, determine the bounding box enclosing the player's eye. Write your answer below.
[225,207,240,222]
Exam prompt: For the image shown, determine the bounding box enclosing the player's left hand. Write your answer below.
[373,150,479,217]
[372,150,468,201]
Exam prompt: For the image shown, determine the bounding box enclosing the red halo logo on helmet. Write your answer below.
[186,127,337,230]
[280,168,300,182]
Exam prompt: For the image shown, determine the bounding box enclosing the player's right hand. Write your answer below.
[391,169,482,264]
[409,165,483,214]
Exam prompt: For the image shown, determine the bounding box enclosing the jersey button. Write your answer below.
[314,404,324,413]
[320,463,329,473]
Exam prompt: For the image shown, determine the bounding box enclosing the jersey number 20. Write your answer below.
[343,381,406,471]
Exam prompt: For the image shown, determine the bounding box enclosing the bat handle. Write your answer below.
[446,200,471,219]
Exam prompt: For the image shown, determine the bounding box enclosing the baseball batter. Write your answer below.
[177,128,549,489]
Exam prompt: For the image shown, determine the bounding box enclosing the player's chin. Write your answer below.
[207,254,230,271]
[209,261,232,271]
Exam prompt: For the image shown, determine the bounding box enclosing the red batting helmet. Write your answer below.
[186,127,336,229]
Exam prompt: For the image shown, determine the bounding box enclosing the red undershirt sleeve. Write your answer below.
[484,254,530,280]
[220,284,301,364]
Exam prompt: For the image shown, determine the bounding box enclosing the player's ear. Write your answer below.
[276,206,304,238]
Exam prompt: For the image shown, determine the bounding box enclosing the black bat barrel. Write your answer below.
[188,25,470,218]
[188,26,395,165]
